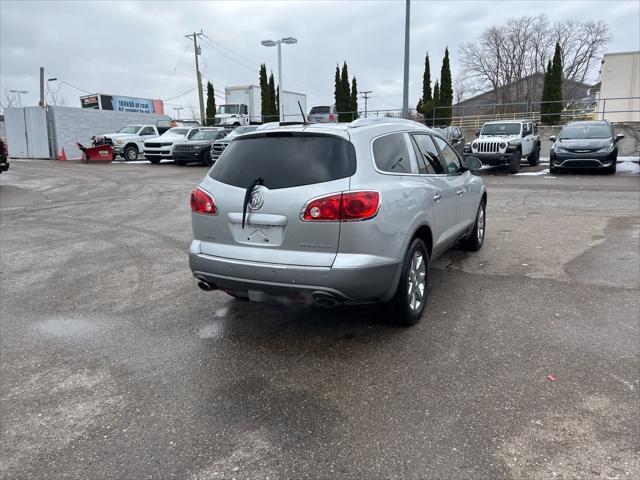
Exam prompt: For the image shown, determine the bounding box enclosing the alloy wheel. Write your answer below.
[407,251,426,311]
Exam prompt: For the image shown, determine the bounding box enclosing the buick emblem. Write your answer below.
[248,191,264,211]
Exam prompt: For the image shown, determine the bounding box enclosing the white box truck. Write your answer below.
[215,85,307,127]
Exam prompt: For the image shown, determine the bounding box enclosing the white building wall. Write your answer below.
[49,107,170,159]
[598,51,640,123]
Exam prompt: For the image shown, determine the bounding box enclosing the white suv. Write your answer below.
[466,120,541,173]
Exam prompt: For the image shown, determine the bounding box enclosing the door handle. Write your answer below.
[457,190,464,196]
[433,194,442,202]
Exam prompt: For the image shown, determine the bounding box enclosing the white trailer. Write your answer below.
[280,90,307,123]
[215,85,307,126]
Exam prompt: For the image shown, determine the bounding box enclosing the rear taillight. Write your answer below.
[302,191,379,221]
[190,188,217,215]
[329,113,335,121]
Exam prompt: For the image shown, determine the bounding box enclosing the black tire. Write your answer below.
[202,149,213,167]
[124,145,139,161]
[388,238,429,327]
[460,199,486,251]
[549,164,559,174]
[528,145,540,166]
[147,156,161,164]
[508,150,521,174]
[604,160,616,174]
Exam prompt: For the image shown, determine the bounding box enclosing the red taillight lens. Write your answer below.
[302,191,379,221]
[329,113,335,121]
[341,191,379,220]
[190,188,217,215]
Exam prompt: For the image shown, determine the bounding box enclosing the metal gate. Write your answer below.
[4,107,50,158]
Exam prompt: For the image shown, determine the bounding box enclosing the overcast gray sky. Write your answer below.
[1,0,639,115]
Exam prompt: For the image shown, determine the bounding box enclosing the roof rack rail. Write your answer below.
[347,117,426,129]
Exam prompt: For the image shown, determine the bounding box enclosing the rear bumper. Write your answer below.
[189,247,400,304]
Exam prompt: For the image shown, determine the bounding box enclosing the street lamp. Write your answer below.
[9,89,28,107]
[261,36,298,121]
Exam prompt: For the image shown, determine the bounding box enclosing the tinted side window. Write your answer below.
[411,134,444,174]
[434,137,462,175]
[373,133,413,174]
[140,127,155,135]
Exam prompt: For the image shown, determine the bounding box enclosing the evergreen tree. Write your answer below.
[439,48,453,126]
[433,80,440,125]
[268,72,277,121]
[334,64,342,117]
[205,81,216,126]
[259,64,271,121]
[340,62,351,121]
[540,60,553,124]
[350,77,358,120]
[417,53,432,122]
[548,42,563,125]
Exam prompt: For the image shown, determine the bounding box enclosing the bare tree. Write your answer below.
[459,14,610,108]
[552,20,611,83]
[0,89,18,113]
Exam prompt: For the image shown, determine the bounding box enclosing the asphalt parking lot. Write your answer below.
[1,159,639,479]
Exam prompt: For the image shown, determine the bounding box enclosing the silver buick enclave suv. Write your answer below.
[189,118,487,325]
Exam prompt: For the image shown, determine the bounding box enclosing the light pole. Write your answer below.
[173,107,183,120]
[261,36,297,121]
[45,78,57,106]
[402,0,410,119]
[9,89,28,107]
[360,91,372,117]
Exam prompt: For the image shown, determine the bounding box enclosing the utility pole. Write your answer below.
[39,67,45,107]
[402,0,410,119]
[185,31,206,125]
[360,91,372,117]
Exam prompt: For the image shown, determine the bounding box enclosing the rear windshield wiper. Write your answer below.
[242,176,264,229]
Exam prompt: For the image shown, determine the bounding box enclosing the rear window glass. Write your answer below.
[209,133,356,189]
[373,133,413,174]
[310,106,330,114]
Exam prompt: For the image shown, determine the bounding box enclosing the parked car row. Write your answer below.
[464,119,623,174]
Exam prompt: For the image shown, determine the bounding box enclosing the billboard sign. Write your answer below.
[80,94,164,115]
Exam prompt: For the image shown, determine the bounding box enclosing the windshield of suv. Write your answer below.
[117,125,142,134]
[164,128,189,136]
[310,106,330,114]
[209,133,356,190]
[559,125,611,139]
[191,130,225,141]
[217,104,240,115]
[481,123,521,135]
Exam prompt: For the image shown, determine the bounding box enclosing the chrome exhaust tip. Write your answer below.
[197,280,216,292]
[313,292,339,308]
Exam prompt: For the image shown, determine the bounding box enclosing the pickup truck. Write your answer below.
[465,120,541,173]
[95,125,170,161]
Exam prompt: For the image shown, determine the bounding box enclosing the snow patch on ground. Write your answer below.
[618,161,640,174]
[515,169,550,176]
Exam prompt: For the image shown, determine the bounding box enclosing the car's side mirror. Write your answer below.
[451,138,460,145]
[548,135,556,142]
[462,156,483,171]
[475,129,480,137]
[615,133,625,142]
